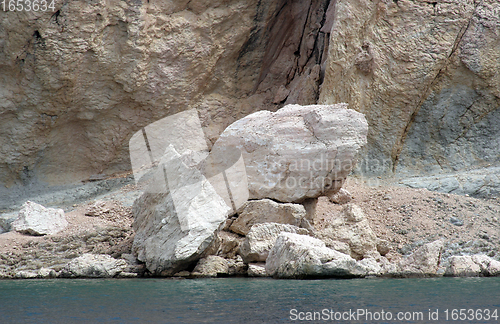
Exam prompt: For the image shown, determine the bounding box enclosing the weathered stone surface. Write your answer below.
[265,232,372,279]
[227,256,247,276]
[0,0,333,208]
[398,240,444,277]
[60,254,127,278]
[213,104,368,202]
[191,256,229,278]
[445,254,500,277]
[239,223,309,263]
[247,263,268,277]
[131,146,230,276]
[319,0,500,196]
[328,188,352,205]
[315,204,378,260]
[230,199,307,235]
[203,230,243,259]
[11,201,68,236]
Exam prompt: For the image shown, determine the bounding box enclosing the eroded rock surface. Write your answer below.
[11,201,68,236]
[213,104,368,202]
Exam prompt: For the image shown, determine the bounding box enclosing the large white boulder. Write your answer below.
[212,104,368,202]
[229,199,306,235]
[265,232,373,279]
[11,201,68,236]
[239,223,309,263]
[132,146,231,276]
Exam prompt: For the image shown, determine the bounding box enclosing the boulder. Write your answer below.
[315,204,378,259]
[203,230,244,259]
[265,232,373,279]
[445,254,500,277]
[212,104,368,202]
[230,199,306,235]
[132,146,231,276]
[191,256,229,278]
[60,254,127,278]
[248,263,268,277]
[227,256,247,276]
[398,240,444,277]
[11,201,68,236]
[239,223,309,262]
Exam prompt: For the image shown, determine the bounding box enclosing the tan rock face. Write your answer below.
[319,0,500,181]
[0,0,333,193]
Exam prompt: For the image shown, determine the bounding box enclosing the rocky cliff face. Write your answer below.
[319,0,499,196]
[0,0,333,195]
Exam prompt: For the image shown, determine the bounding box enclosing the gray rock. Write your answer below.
[239,223,309,262]
[230,199,306,235]
[11,201,68,236]
[212,104,368,202]
[60,254,127,278]
[449,216,464,226]
[132,146,230,276]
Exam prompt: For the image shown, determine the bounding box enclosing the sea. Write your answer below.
[0,277,498,323]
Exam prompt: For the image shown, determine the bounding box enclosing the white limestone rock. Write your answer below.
[265,232,372,279]
[60,254,127,278]
[212,104,368,202]
[11,201,68,236]
[239,223,309,262]
[445,254,500,277]
[132,146,230,276]
[230,199,306,235]
[248,263,268,277]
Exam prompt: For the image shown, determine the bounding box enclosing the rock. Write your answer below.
[212,104,368,202]
[239,223,309,263]
[398,240,444,277]
[191,256,229,278]
[15,271,38,279]
[265,233,371,279]
[60,254,127,278]
[315,204,378,260]
[230,199,306,235]
[173,271,191,278]
[0,212,17,233]
[132,146,230,276]
[227,256,247,276]
[203,230,243,259]
[328,188,352,205]
[449,217,464,226]
[319,0,500,192]
[248,263,268,277]
[38,268,57,279]
[376,239,391,256]
[445,256,482,277]
[11,201,68,236]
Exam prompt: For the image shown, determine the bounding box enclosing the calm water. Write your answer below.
[0,277,499,323]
